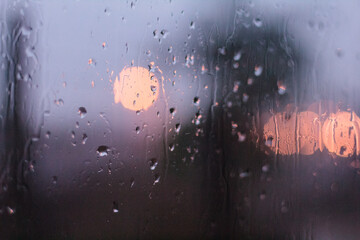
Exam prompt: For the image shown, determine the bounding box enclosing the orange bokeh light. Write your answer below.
[113,66,159,111]
[263,109,360,157]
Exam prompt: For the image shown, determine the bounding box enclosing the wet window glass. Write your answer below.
[1,0,360,239]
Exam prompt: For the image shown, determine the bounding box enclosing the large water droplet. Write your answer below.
[78,107,87,118]
[97,145,109,157]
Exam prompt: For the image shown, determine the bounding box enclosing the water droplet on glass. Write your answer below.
[233,81,240,93]
[242,93,249,102]
[52,176,58,184]
[175,123,181,133]
[78,107,87,118]
[193,96,200,106]
[218,47,226,55]
[254,65,263,76]
[262,164,270,172]
[169,144,175,152]
[170,108,176,116]
[149,158,158,170]
[237,132,246,142]
[233,51,241,61]
[153,174,160,185]
[130,177,135,188]
[7,206,15,215]
[55,99,64,106]
[88,58,96,66]
[278,85,286,95]
[190,21,195,29]
[160,29,169,38]
[45,131,51,139]
[150,85,157,93]
[82,134,88,144]
[113,201,119,213]
[136,126,140,134]
[97,145,109,157]
[253,17,263,27]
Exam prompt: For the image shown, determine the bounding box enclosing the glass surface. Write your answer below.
[1,0,360,239]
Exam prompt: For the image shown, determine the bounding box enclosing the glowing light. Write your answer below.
[263,109,360,157]
[113,66,159,111]
[322,111,360,157]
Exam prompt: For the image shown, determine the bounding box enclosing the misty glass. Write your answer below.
[1,0,360,239]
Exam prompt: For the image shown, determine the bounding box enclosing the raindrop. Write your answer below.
[190,21,195,29]
[254,65,263,76]
[52,176,58,184]
[113,201,119,213]
[6,206,15,215]
[175,123,181,133]
[169,144,175,152]
[136,126,140,134]
[97,145,109,157]
[237,132,246,142]
[130,177,135,188]
[233,81,240,93]
[233,51,241,61]
[169,108,176,116]
[278,85,286,95]
[242,93,249,102]
[88,58,96,66]
[218,47,226,55]
[78,107,87,118]
[265,136,273,146]
[253,17,263,27]
[149,158,158,170]
[55,99,64,106]
[160,29,169,38]
[82,134,88,144]
[150,85,157,93]
[45,131,51,139]
[262,164,270,172]
[153,174,160,185]
[239,171,250,178]
[193,96,200,106]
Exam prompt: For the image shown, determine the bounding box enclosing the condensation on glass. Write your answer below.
[1,0,360,239]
